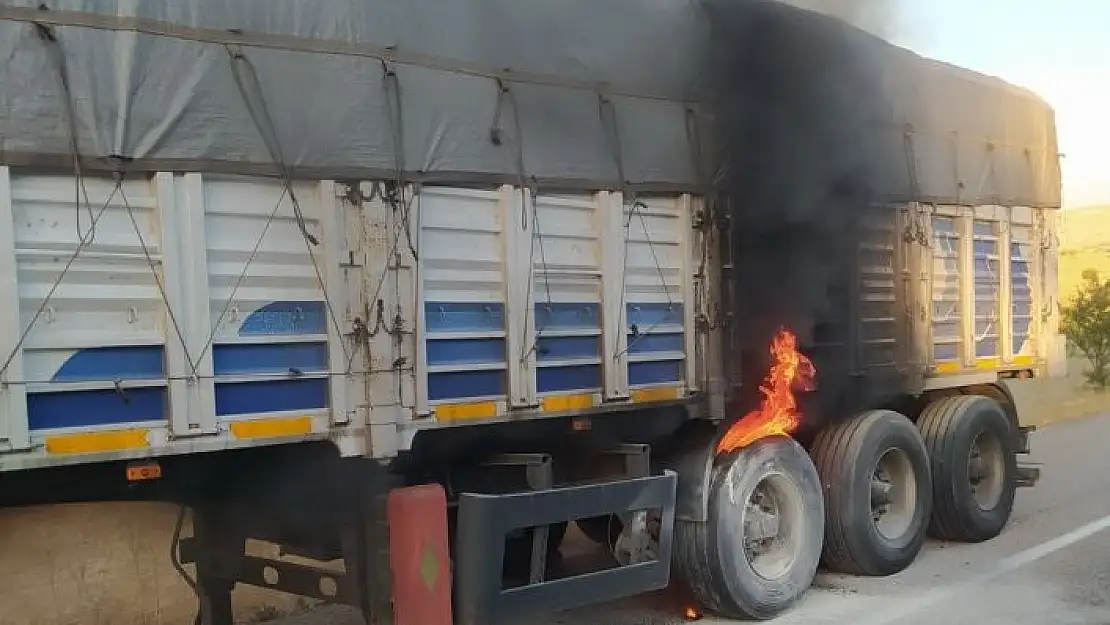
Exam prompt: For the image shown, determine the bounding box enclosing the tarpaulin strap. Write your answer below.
[490,80,553,361]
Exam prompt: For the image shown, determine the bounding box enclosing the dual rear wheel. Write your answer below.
[673,394,1019,620]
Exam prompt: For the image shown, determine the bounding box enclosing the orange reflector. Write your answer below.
[126,461,162,482]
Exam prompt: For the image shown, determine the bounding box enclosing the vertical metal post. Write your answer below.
[484,453,554,585]
[340,460,399,625]
[0,166,29,451]
[192,504,242,625]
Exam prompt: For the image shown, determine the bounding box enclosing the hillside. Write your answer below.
[1059,205,1110,299]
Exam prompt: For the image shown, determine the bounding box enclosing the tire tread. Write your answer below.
[918,394,1015,542]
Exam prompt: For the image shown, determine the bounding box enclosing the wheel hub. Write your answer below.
[741,473,803,581]
[968,431,1005,509]
[870,448,917,541]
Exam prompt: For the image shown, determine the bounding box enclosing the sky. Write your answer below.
[890,0,1110,208]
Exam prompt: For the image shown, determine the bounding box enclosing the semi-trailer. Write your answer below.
[0,1,1060,623]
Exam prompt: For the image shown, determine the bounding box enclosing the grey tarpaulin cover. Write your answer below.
[0,0,1061,207]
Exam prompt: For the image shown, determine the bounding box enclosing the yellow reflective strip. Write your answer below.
[541,393,595,413]
[434,401,498,422]
[1012,355,1035,367]
[934,361,962,374]
[229,416,313,440]
[45,429,149,455]
[631,386,681,404]
[976,357,1002,370]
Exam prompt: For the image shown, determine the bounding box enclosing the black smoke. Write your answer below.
[701,0,906,428]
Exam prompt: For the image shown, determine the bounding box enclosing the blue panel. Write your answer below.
[428,370,505,401]
[974,240,997,256]
[538,365,601,393]
[213,342,328,375]
[215,379,328,416]
[27,387,167,430]
[976,339,999,358]
[426,338,506,366]
[973,221,995,236]
[627,303,683,328]
[629,361,682,386]
[627,332,684,355]
[535,303,600,330]
[52,346,165,382]
[932,217,956,234]
[425,302,504,332]
[240,301,328,336]
[536,336,599,361]
[934,344,959,361]
[1011,241,1033,354]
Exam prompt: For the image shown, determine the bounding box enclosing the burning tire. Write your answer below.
[674,436,823,620]
[918,395,1017,542]
[810,410,932,576]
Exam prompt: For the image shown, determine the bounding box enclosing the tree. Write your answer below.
[1061,270,1110,388]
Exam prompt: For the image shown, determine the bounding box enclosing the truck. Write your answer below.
[0,1,1061,623]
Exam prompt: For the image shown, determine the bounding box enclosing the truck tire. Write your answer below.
[674,436,823,620]
[809,410,932,576]
[918,395,1017,542]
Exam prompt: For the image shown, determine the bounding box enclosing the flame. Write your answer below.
[684,605,703,621]
[716,327,815,455]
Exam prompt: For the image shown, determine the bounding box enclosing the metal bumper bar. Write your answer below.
[455,470,677,625]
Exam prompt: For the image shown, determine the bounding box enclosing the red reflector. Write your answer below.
[388,484,453,625]
[571,417,592,432]
[126,461,162,482]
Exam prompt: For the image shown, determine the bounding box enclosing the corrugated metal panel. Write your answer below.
[923,204,1047,378]
[1010,222,1036,359]
[9,175,170,432]
[533,194,604,401]
[972,219,1001,364]
[203,177,332,420]
[0,169,343,460]
[930,214,962,368]
[858,210,899,368]
[419,187,509,410]
[624,198,686,392]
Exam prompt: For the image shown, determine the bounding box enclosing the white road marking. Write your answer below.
[853,514,1110,625]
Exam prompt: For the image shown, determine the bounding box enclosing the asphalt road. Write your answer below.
[280,412,1110,625]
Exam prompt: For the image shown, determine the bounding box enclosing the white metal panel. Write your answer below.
[419,186,509,417]
[9,173,169,434]
[532,192,604,403]
[200,176,334,432]
[922,202,1047,380]
[623,196,688,393]
[929,210,963,371]
[971,218,1002,365]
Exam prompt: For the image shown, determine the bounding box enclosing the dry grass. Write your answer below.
[1010,357,1110,428]
[1059,205,1110,299]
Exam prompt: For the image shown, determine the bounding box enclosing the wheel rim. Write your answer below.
[968,430,1006,509]
[742,472,804,581]
[870,447,917,541]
